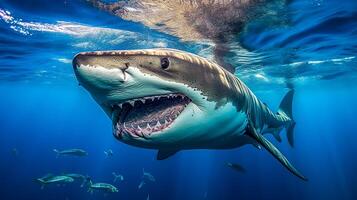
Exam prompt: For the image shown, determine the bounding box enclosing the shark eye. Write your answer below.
[160,57,170,69]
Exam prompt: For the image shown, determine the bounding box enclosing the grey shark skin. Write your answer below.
[72,48,307,181]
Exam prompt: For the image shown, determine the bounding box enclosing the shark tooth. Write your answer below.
[142,130,149,138]
[130,132,139,138]
[136,130,143,137]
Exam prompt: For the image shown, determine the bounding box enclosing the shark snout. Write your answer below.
[72,54,80,69]
[72,54,93,70]
[72,52,133,94]
[72,52,130,71]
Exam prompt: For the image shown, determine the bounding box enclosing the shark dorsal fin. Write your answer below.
[157,149,179,160]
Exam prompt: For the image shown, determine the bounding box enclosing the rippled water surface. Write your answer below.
[0,0,357,200]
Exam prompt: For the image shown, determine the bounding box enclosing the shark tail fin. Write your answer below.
[277,89,296,147]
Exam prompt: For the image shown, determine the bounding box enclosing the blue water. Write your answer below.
[0,0,357,200]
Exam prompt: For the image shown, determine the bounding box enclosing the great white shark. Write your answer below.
[72,48,307,181]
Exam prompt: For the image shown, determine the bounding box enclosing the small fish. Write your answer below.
[36,175,74,189]
[112,172,124,182]
[37,173,55,182]
[104,149,113,157]
[138,180,146,189]
[53,149,88,157]
[146,194,150,200]
[87,180,118,193]
[226,162,246,173]
[142,168,155,182]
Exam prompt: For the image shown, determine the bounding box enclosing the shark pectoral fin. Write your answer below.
[246,120,308,181]
[157,149,179,160]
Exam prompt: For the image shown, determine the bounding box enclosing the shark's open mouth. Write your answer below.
[112,94,191,139]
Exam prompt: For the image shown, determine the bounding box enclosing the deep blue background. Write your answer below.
[1,82,357,200]
[0,0,357,199]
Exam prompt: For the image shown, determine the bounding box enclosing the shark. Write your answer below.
[72,48,307,181]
